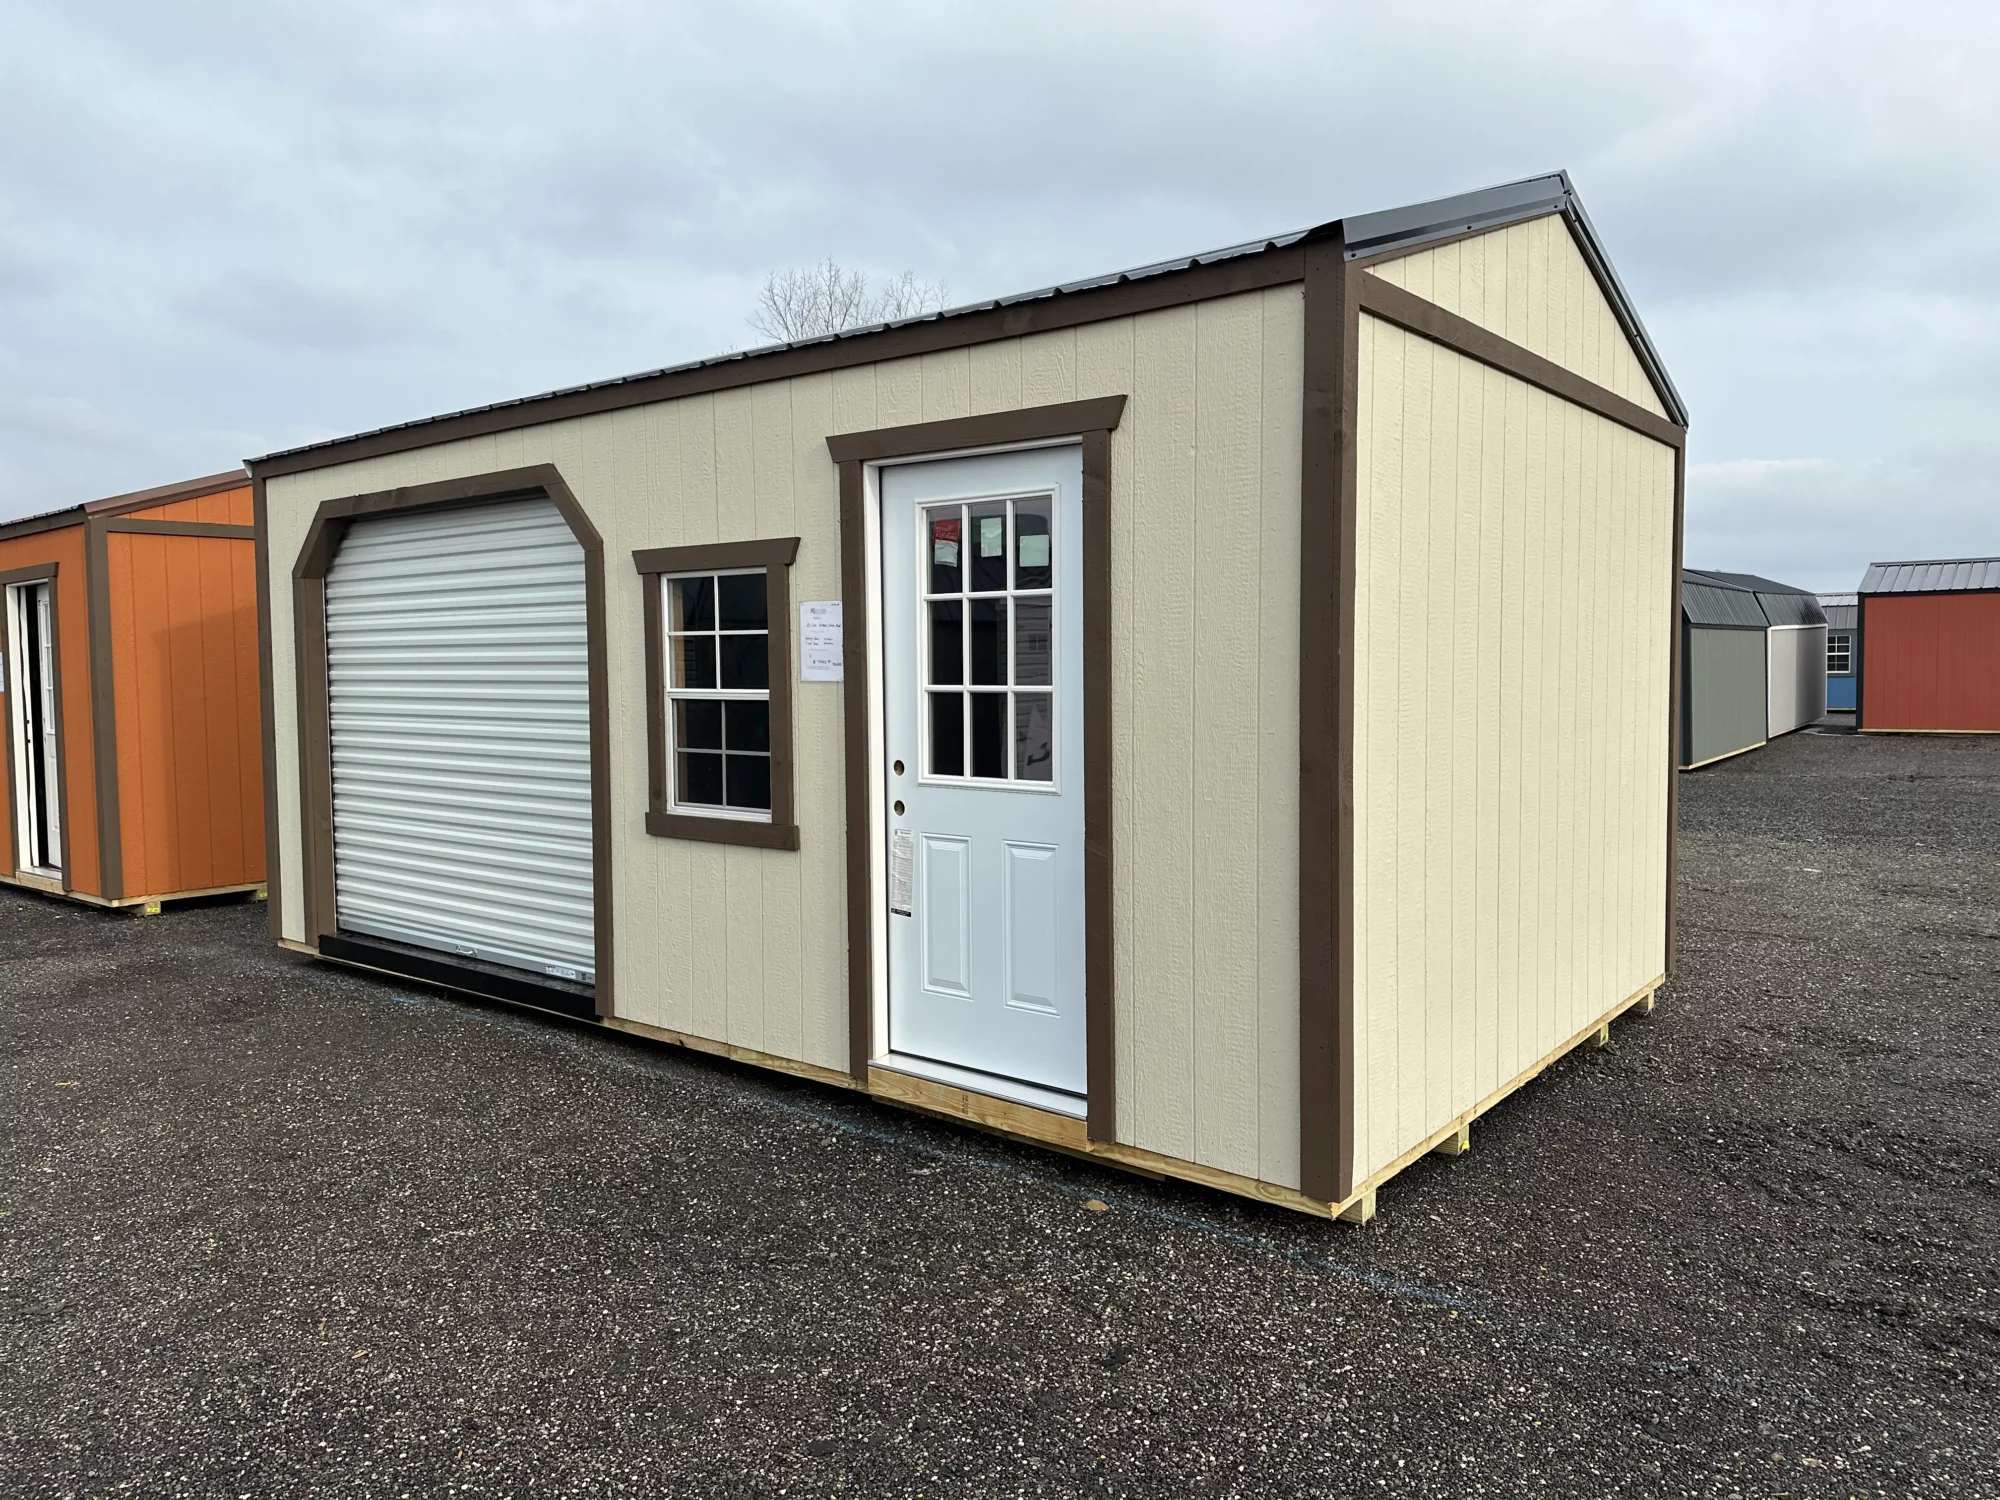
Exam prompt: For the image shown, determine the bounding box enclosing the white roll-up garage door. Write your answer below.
[323,497,595,984]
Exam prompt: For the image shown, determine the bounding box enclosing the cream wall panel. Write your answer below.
[263,285,1307,1186]
[1352,314,1673,1184]
[1368,215,1669,420]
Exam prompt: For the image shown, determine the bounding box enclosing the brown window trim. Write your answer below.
[830,395,1126,1146]
[633,536,802,852]
[282,463,615,1019]
[0,560,73,892]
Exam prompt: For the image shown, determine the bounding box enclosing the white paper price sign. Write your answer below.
[800,601,843,682]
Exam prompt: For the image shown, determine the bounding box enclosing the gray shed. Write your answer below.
[1679,570,1826,768]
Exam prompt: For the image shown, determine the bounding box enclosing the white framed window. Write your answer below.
[918,490,1056,789]
[1827,632,1852,675]
[664,568,773,820]
[632,535,799,851]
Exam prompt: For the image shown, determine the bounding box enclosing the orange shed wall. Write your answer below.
[1864,593,2000,732]
[106,530,266,895]
[121,486,254,526]
[0,527,101,894]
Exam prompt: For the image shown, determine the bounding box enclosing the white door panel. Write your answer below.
[882,446,1087,1097]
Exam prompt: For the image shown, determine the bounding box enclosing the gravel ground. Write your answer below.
[2,729,1995,1499]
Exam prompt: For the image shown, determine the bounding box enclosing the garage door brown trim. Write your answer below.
[831,396,1127,1145]
[82,517,123,900]
[288,464,615,1018]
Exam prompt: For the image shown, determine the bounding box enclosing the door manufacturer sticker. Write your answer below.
[979,516,1005,557]
[889,827,914,916]
[932,516,960,569]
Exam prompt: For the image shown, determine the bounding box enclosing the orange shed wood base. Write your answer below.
[0,873,264,909]
[299,936,1662,1227]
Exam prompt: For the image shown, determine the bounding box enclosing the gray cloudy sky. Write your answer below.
[4,0,1995,590]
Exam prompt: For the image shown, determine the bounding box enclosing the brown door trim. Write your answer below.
[0,560,72,891]
[286,463,616,1017]
[830,396,1127,1144]
[1665,447,1686,974]
[1297,234,1360,1205]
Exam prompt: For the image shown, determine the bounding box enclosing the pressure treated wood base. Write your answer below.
[0,875,266,910]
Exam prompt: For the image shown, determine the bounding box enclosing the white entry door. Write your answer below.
[881,445,1087,1099]
[6,581,62,876]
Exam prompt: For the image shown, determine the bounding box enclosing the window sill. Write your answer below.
[646,809,800,851]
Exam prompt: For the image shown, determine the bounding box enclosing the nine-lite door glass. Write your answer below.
[666,569,772,817]
[923,493,1054,784]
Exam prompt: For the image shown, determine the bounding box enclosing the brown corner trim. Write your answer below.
[253,477,283,942]
[0,561,71,892]
[82,518,123,901]
[1354,273,1685,450]
[633,534,803,852]
[102,519,256,540]
[830,398,1126,1142]
[1298,236,1358,1204]
[827,397,1128,465]
[287,463,615,1018]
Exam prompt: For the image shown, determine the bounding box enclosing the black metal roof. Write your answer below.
[1859,557,2000,594]
[1682,568,1826,629]
[251,170,1683,469]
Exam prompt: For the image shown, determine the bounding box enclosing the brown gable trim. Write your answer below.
[289,463,615,1018]
[103,519,256,540]
[632,536,803,852]
[249,256,1288,481]
[1297,235,1359,1206]
[1355,273,1686,450]
[827,397,1129,465]
[85,469,249,517]
[830,398,1126,1146]
[83,518,123,901]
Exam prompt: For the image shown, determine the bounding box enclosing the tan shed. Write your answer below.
[252,172,1686,1222]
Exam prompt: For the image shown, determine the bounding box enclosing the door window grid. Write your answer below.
[664,568,773,820]
[920,493,1056,787]
[1827,632,1852,675]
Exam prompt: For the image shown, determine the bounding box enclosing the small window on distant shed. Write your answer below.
[1827,632,1852,675]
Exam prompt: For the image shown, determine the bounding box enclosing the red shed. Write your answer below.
[1857,557,2000,733]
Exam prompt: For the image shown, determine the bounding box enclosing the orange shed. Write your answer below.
[1857,557,2000,734]
[0,470,266,911]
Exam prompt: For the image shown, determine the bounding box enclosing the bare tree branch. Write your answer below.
[749,261,948,343]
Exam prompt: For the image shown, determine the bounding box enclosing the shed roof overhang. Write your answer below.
[249,171,1684,481]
